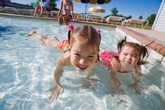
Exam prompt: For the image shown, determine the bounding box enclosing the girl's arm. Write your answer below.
[110,70,121,91]
[27,31,60,48]
[40,36,60,48]
[27,31,43,39]
[50,59,64,101]
[110,58,122,91]
[132,66,143,93]
[54,59,65,87]
[50,53,70,101]
[50,59,67,101]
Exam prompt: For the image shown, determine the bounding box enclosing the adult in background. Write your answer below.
[58,0,74,25]
[33,0,44,16]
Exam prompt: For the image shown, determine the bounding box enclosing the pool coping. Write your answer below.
[117,26,165,57]
[0,12,58,20]
[0,12,116,27]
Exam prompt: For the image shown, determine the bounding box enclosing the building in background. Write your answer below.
[122,19,145,28]
[105,16,124,25]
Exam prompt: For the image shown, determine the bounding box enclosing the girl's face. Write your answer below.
[119,45,140,65]
[70,41,98,71]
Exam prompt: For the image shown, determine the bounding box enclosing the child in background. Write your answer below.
[58,0,74,25]
[100,37,149,94]
[33,0,44,16]
[28,25,101,100]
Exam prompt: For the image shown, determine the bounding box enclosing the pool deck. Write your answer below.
[117,26,165,56]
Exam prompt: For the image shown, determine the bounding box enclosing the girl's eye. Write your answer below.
[88,56,94,58]
[132,54,138,58]
[88,55,96,60]
[75,53,80,57]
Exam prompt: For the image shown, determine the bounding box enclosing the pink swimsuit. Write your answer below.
[57,40,70,52]
[100,51,119,67]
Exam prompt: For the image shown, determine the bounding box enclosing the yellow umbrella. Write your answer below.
[75,0,110,20]
[88,6,105,13]
[75,0,111,4]
[88,6,105,23]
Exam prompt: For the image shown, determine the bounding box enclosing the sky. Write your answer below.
[11,0,162,19]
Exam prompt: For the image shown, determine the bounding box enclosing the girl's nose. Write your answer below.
[79,58,86,65]
[126,55,131,59]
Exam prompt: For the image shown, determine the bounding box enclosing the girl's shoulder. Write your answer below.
[100,51,119,61]
[60,51,71,65]
[99,51,119,69]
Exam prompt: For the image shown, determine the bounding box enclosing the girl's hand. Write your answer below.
[130,82,142,94]
[111,78,124,93]
[50,84,64,102]
[113,79,121,88]
[111,58,120,71]
[27,31,37,37]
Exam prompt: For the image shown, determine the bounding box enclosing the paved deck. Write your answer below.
[129,27,165,45]
[117,26,165,56]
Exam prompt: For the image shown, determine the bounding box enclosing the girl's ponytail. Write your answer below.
[138,45,149,65]
[118,36,127,52]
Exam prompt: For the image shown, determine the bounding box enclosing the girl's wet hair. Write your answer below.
[67,25,101,51]
[117,37,149,65]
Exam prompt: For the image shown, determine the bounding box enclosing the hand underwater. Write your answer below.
[50,84,64,102]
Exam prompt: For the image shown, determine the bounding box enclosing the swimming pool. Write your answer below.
[0,16,165,110]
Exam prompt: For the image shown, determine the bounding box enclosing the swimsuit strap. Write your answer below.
[57,40,70,52]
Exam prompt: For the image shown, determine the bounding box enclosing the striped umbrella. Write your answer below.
[75,0,111,19]
[75,0,111,4]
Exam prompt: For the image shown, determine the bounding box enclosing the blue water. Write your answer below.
[0,16,165,110]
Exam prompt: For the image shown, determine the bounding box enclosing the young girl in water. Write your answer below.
[100,37,149,94]
[28,25,101,100]
[58,0,74,25]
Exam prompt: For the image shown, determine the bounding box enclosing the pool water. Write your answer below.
[0,16,165,110]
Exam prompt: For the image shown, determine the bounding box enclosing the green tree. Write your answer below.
[111,8,118,16]
[30,2,36,8]
[139,16,143,19]
[146,13,156,26]
[50,0,57,10]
